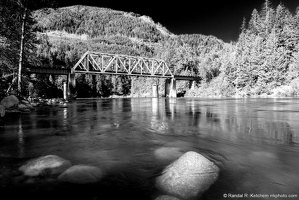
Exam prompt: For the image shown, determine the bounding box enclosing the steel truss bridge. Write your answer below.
[73,51,173,78]
[26,51,199,80]
[25,51,200,97]
[72,51,198,80]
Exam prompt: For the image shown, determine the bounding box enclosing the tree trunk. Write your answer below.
[17,9,27,95]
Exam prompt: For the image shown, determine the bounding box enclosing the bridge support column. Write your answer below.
[165,78,176,98]
[152,84,158,97]
[70,73,76,87]
[67,74,70,97]
[63,80,67,100]
[189,80,195,90]
[92,75,97,97]
[63,74,71,100]
[68,73,76,99]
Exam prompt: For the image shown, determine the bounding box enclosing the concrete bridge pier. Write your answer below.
[165,78,177,98]
[68,73,77,99]
[189,80,195,90]
[152,84,158,97]
[63,80,67,100]
[63,73,73,100]
[69,73,76,87]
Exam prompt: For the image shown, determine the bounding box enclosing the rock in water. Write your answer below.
[18,104,31,112]
[0,95,19,109]
[156,151,219,200]
[0,105,5,117]
[19,155,71,177]
[58,165,103,184]
[154,147,184,163]
[18,104,28,109]
[155,195,182,200]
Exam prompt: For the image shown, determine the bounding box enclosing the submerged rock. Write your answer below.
[155,195,182,200]
[0,105,5,117]
[21,100,30,104]
[154,147,184,163]
[58,165,103,184]
[20,100,34,110]
[18,104,27,109]
[1,95,19,109]
[19,155,71,177]
[156,151,219,200]
[31,102,38,107]
[18,104,31,112]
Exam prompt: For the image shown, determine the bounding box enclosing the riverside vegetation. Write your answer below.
[1,0,299,99]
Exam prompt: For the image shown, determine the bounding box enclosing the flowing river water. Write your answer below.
[0,98,299,200]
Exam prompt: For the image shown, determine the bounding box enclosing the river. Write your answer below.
[0,98,299,200]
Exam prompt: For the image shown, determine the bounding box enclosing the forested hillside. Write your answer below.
[32,5,228,97]
[34,6,171,42]
[1,0,299,98]
[32,6,172,97]
[223,1,299,97]
[188,0,299,97]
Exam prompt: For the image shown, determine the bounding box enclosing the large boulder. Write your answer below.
[58,165,103,184]
[0,105,5,117]
[156,151,219,200]
[0,95,19,109]
[19,155,71,177]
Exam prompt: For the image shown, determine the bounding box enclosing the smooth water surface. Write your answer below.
[1,98,299,200]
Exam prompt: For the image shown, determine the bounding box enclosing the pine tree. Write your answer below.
[288,7,299,81]
[240,17,247,34]
[274,4,297,85]
[248,9,262,35]
[260,0,275,36]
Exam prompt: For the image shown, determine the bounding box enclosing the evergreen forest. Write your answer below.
[1,0,299,99]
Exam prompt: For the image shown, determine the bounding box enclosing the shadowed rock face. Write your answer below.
[0,95,19,109]
[19,155,72,177]
[58,165,103,184]
[156,151,219,200]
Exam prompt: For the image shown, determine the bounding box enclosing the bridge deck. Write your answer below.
[25,67,200,80]
[25,66,70,75]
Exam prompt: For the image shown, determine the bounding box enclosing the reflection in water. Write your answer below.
[152,98,158,116]
[18,118,24,158]
[150,98,169,132]
[62,108,68,129]
[121,98,132,113]
[165,98,176,119]
[0,98,299,199]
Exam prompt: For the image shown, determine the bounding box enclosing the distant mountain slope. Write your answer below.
[178,34,224,50]
[34,5,172,43]
[33,5,226,59]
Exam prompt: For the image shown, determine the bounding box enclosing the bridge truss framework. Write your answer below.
[72,51,174,78]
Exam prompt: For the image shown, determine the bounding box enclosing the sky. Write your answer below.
[57,0,299,42]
